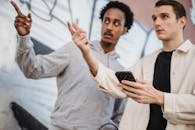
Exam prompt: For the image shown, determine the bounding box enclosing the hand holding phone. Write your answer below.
[115,71,136,83]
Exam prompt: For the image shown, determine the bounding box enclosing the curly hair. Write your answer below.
[99,1,134,32]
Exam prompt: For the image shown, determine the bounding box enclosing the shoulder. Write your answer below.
[132,49,161,70]
[49,42,81,58]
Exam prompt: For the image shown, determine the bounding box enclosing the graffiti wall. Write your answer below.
[0,0,194,129]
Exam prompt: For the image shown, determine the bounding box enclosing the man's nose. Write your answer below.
[154,17,162,26]
[106,23,113,30]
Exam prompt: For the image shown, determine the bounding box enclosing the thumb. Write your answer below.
[27,13,32,21]
[86,39,90,45]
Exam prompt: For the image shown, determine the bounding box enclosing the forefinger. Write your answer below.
[72,23,86,33]
[121,80,140,88]
[11,1,24,16]
[67,22,76,35]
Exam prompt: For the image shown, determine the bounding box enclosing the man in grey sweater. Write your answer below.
[11,1,134,130]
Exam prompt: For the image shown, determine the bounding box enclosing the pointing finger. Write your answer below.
[11,1,24,17]
[67,22,76,35]
[72,22,80,32]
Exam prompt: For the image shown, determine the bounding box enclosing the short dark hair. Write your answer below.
[155,0,186,19]
[99,1,134,32]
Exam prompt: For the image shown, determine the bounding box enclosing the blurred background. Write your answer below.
[0,0,194,129]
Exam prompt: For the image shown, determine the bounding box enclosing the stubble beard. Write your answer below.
[101,40,113,48]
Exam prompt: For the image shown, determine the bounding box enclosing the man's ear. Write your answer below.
[121,27,128,35]
[179,16,187,29]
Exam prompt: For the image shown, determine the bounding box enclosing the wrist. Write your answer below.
[18,31,30,36]
[81,48,90,57]
[156,91,164,107]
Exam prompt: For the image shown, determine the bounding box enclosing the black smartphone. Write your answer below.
[115,71,136,83]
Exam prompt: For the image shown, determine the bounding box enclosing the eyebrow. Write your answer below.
[152,12,170,18]
[114,19,121,22]
[160,12,170,15]
[104,16,121,21]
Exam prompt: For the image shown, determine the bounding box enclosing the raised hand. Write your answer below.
[67,22,99,76]
[67,22,90,55]
[11,1,32,36]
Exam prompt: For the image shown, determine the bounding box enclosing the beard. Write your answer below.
[101,40,112,48]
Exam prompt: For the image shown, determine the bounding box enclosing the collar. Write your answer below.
[89,40,120,59]
[176,40,194,53]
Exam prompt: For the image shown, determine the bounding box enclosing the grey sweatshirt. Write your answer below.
[17,35,125,130]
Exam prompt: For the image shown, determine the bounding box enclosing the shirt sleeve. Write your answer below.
[16,35,70,79]
[111,98,127,125]
[163,91,195,124]
[94,62,127,98]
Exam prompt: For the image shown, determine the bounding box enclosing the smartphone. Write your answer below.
[115,71,136,83]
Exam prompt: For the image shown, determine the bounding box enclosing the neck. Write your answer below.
[162,34,184,51]
[100,41,116,53]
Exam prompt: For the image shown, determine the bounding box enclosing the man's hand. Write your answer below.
[67,22,99,76]
[119,80,164,107]
[11,1,32,36]
[67,22,90,55]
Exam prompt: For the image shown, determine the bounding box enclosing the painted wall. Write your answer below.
[0,0,194,128]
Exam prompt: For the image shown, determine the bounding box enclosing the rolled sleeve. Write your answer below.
[94,62,127,98]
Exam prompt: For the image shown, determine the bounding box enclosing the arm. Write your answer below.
[120,72,195,124]
[17,35,70,78]
[98,98,127,130]
[67,22,126,98]
[11,1,69,78]
[67,22,99,76]
[111,98,127,125]
[163,92,195,124]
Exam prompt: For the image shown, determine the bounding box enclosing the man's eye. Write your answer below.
[104,19,109,24]
[162,14,169,19]
[114,21,120,27]
[152,17,157,21]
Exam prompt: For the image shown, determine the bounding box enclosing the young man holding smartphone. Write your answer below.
[68,0,195,130]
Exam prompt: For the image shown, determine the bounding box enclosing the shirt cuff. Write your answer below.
[17,34,33,51]
[163,93,177,123]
